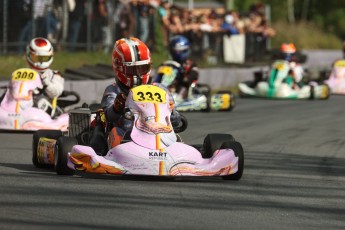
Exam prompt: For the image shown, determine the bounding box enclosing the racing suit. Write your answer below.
[154,59,199,98]
[268,60,304,88]
[284,61,304,88]
[100,81,182,148]
[38,69,65,99]
[33,68,65,116]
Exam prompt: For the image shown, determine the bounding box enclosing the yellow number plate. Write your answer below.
[131,85,166,104]
[12,68,38,81]
[157,66,173,75]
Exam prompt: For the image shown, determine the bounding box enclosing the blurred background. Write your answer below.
[0,0,344,78]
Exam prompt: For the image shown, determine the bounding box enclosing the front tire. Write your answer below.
[173,113,188,133]
[32,130,63,168]
[55,136,78,175]
[202,133,235,158]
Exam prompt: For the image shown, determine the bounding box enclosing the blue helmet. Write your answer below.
[169,35,191,63]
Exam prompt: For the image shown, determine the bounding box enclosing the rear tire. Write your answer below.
[55,136,78,175]
[221,141,244,181]
[173,113,188,133]
[32,130,63,168]
[197,84,211,112]
[309,85,315,100]
[202,133,235,158]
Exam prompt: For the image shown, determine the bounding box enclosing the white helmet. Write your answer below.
[26,37,54,71]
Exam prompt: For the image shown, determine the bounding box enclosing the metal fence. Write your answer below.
[0,0,118,55]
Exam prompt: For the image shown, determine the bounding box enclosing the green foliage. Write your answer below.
[271,21,342,50]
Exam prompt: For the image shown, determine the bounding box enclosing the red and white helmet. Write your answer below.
[112,37,152,90]
[26,37,54,71]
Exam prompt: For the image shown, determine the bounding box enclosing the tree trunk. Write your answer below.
[301,0,310,21]
[287,0,295,23]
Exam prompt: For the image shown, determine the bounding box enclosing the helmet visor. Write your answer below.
[124,63,151,76]
[282,53,295,62]
[30,53,52,63]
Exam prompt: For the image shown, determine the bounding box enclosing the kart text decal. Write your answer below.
[131,85,166,103]
[148,151,167,161]
[12,69,38,81]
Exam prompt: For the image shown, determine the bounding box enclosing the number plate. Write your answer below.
[131,85,166,104]
[12,68,38,81]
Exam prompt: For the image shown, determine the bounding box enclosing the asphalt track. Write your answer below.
[0,96,345,230]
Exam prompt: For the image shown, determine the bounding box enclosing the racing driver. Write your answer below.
[100,37,182,148]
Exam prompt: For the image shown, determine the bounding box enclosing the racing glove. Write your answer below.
[41,69,64,98]
[113,93,127,114]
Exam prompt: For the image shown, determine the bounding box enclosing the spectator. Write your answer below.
[92,0,111,52]
[130,0,140,38]
[17,0,33,54]
[146,1,157,49]
[114,0,134,41]
[17,0,47,54]
[45,0,62,43]
[232,10,245,34]
[168,8,184,36]
[67,0,86,52]
[138,0,150,43]
[158,0,171,47]
[34,0,48,37]
[221,11,239,35]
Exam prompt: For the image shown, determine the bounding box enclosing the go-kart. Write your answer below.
[238,60,330,100]
[0,68,71,132]
[323,59,345,95]
[32,84,244,180]
[155,64,235,112]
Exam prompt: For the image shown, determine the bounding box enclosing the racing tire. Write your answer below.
[173,113,188,133]
[202,133,235,158]
[221,141,244,181]
[32,130,63,168]
[309,85,315,100]
[54,136,78,175]
[195,83,211,112]
[201,94,211,112]
[216,90,236,111]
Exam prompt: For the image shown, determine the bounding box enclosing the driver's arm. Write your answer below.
[101,84,124,123]
[41,69,64,99]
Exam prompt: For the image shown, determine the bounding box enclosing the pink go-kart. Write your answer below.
[0,68,69,132]
[324,59,345,95]
[32,85,244,180]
